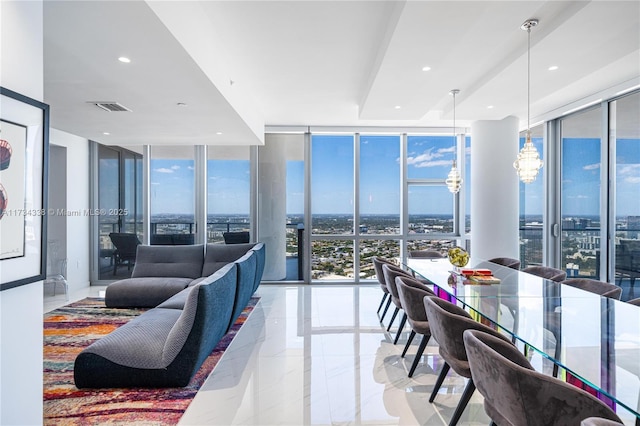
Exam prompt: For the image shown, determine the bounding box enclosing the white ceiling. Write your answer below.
[43,0,640,147]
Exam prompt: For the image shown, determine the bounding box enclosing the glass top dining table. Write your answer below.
[405,257,640,422]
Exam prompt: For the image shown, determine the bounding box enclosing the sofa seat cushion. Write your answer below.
[132,244,204,279]
[105,277,192,308]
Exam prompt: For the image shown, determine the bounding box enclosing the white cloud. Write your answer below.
[151,182,160,185]
[171,165,180,170]
[583,163,600,171]
[154,168,174,174]
[407,148,451,168]
[625,176,640,184]
[187,166,194,170]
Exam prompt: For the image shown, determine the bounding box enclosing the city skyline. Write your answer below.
[147,135,639,219]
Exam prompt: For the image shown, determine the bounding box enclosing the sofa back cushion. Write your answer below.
[202,242,256,277]
[132,244,204,279]
[227,250,257,332]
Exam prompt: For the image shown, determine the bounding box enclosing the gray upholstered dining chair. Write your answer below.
[625,297,640,306]
[408,250,445,259]
[373,257,396,321]
[522,265,567,282]
[561,278,623,300]
[382,263,413,342]
[395,276,436,374]
[488,256,521,270]
[580,417,625,425]
[423,295,515,426]
[463,329,623,426]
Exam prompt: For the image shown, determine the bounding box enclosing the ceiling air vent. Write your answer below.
[91,102,132,112]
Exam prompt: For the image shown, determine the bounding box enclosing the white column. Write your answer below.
[258,136,287,280]
[470,116,520,260]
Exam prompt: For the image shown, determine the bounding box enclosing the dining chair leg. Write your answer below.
[490,422,498,426]
[401,330,416,358]
[386,307,399,332]
[448,379,476,426]
[393,313,407,344]
[377,293,388,313]
[408,334,431,377]
[552,344,561,378]
[429,362,450,402]
[380,297,392,323]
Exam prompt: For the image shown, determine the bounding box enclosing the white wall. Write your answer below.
[50,130,91,291]
[0,1,45,424]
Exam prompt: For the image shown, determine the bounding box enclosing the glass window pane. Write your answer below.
[613,91,640,296]
[359,239,400,281]
[519,124,544,268]
[312,135,354,235]
[150,146,195,243]
[359,135,400,234]
[561,106,602,279]
[407,240,454,255]
[408,185,454,233]
[207,146,250,243]
[407,135,454,179]
[312,239,354,280]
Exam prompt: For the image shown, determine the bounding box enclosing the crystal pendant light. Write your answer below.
[446,89,462,194]
[514,19,543,183]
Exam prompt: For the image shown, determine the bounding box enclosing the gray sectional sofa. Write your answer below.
[74,242,265,388]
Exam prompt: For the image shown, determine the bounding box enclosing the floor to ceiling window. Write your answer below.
[149,146,195,245]
[311,134,355,280]
[96,144,142,280]
[358,135,401,279]
[519,124,544,268]
[611,91,640,291]
[207,146,250,243]
[560,106,603,279]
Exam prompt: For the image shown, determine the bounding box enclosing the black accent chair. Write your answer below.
[150,234,195,245]
[109,232,141,276]
[223,231,250,244]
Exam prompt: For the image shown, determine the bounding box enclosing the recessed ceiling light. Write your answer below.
[548,65,558,71]
[422,66,431,71]
[103,132,110,135]
[216,132,223,135]
[177,102,187,107]
[394,105,401,109]
[487,105,494,109]
[118,57,131,63]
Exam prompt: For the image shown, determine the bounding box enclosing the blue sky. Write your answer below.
[148,135,639,219]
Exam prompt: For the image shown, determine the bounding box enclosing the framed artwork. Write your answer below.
[0,87,49,291]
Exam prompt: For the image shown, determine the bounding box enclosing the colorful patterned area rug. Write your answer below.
[43,296,258,425]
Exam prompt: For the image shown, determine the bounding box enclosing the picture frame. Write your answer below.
[0,87,49,291]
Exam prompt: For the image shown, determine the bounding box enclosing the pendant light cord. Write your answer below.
[527,25,531,134]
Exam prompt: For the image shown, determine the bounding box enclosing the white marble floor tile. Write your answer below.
[179,285,495,425]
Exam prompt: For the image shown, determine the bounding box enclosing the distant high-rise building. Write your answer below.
[628,216,640,238]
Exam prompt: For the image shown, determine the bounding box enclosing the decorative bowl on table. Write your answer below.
[448,247,469,268]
